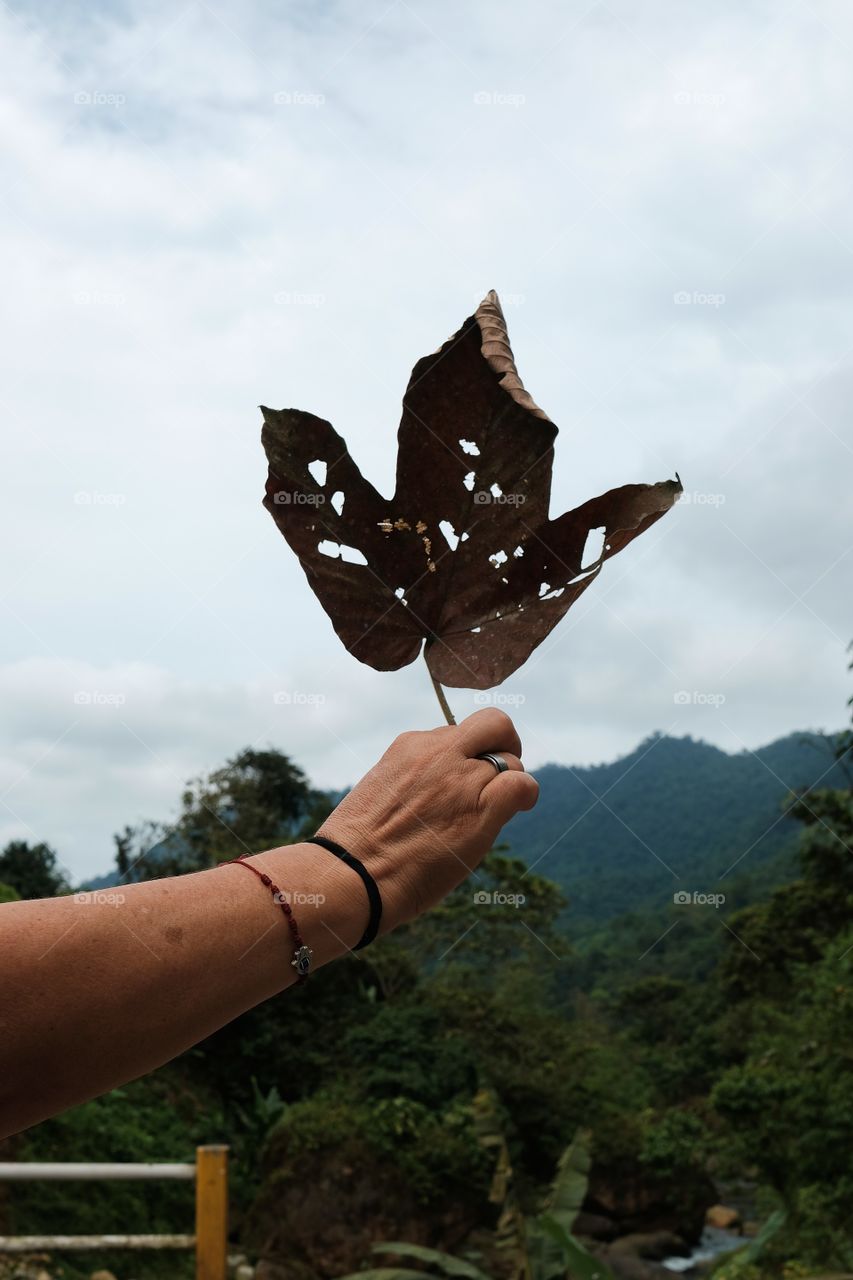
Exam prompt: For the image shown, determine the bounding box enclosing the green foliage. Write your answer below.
[503,732,844,925]
[0,880,21,902]
[9,1071,215,1234]
[15,688,853,1276]
[371,1243,492,1280]
[0,839,68,898]
[341,1003,478,1107]
[119,747,334,878]
[261,1091,492,1208]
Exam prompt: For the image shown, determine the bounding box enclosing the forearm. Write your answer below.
[0,843,368,1138]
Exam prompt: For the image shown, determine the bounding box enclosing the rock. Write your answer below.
[602,1254,664,1280]
[235,1266,254,1280]
[610,1230,690,1260]
[254,1262,290,1280]
[705,1203,741,1230]
[574,1209,619,1241]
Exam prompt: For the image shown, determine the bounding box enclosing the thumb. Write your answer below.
[481,769,539,829]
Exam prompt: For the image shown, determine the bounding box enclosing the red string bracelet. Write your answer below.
[223,854,313,982]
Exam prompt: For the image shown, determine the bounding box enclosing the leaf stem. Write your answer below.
[424,651,457,725]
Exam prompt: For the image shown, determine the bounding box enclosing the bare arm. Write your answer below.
[0,709,538,1139]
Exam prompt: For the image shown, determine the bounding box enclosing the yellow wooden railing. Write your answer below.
[0,1144,229,1280]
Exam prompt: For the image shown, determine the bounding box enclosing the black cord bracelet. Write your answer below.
[304,835,382,951]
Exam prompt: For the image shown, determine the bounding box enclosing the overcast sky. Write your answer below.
[1,0,851,884]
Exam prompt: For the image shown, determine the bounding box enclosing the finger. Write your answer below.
[472,752,523,791]
[480,769,539,828]
[458,708,523,760]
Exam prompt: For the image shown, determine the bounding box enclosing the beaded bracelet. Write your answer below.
[223,855,313,981]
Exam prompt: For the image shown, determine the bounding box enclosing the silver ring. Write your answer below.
[476,751,509,774]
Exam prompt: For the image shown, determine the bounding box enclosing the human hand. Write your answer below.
[317,708,539,934]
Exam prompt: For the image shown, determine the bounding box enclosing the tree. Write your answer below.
[118,747,335,879]
[0,840,69,899]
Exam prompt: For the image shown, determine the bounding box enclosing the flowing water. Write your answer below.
[662,1224,746,1272]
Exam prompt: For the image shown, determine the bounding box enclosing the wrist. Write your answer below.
[247,841,370,972]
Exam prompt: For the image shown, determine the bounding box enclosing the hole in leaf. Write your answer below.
[568,568,597,586]
[331,490,345,515]
[539,582,551,597]
[461,531,470,542]
[541,585,565,600]
[439,520,460,551]
[470,626,482,633]
[318,540,367,566]
[459,439,480,456]
[463,471,475,491]
[308,459,327,486]
[490,482,503,498]
[489,550,508,567]
[513,545,524,557]
[582,526,606,568]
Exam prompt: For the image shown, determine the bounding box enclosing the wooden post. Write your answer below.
[194,1145,228,1280]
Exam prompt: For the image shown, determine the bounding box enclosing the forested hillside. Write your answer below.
[2,716,851,1279]
[504,731,845,923]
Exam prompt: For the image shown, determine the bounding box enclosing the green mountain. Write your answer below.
[503,730,846,924]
